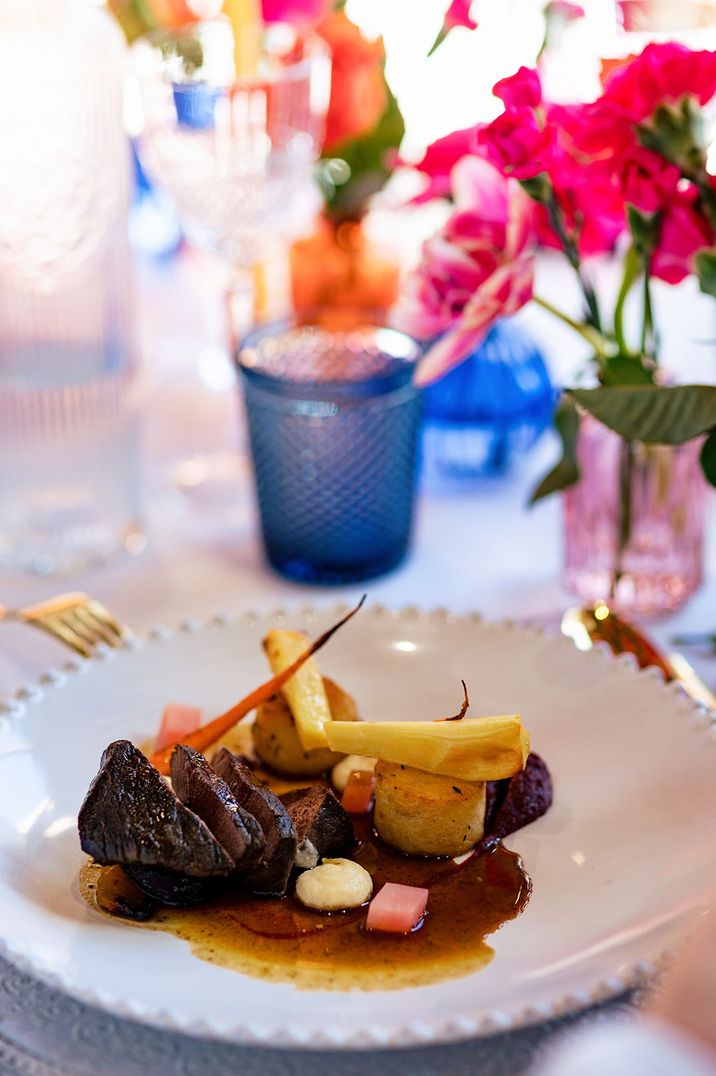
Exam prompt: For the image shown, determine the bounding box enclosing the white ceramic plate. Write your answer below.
[1,605,715,1049]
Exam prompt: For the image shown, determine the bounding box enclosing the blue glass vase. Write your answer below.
[420,318,555,483]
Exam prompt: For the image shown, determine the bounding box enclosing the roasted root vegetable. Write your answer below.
[156,704,203,752]
[366,882,429,934]
[252,677,359,776]
[149,598,365,775]
[264,629,333,751]
[324,716,529,782]
[373,761,486,856]
[341,770,376,814]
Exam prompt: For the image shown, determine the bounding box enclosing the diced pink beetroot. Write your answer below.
[365,882,429,934]
[155,703,203,750]
[341,771,375,814]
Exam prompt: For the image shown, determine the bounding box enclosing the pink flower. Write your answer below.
[261,0,329,23]
[494,67,543,110]
[547,1,585,17]
[395,157,535,385]
[402,125,482,203]
[479,108,555,180]
[620,145,681,214]
[444,0,478,31]
[651,191,712,284]
[603,41,716,121]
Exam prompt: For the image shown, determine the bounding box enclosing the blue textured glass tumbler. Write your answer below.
[238,322,422,584]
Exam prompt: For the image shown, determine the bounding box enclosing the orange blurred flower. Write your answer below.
[317,10,387,154]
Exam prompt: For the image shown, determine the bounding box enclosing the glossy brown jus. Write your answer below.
[81,814,531,990]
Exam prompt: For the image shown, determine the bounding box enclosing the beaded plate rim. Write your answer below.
[0,603,712,1050]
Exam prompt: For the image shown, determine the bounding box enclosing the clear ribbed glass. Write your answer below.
[0,0,142,574]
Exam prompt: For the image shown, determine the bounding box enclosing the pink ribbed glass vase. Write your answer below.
[563,413,706,616]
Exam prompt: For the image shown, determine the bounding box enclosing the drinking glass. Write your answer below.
[238,321,422,584]
[131,20,329,499]
[0,0,143,575]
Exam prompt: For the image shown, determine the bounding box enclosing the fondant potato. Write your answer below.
[252,677,358,776]
[374,761,486,856]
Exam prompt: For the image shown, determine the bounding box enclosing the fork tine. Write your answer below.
[37,615,93,659]
[72,605,124,648]
[84,599,130,644]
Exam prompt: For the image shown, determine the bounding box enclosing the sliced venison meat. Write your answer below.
[123,863,217,907]
[171,745,265,868]
[280,786,354,869]
[78,740,234,877]
[488,753,553,840]
[212,749,297,896]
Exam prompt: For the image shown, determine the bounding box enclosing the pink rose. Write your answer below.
[261,0,329,23]
[603,41,716,121]
[443,0,478,31]
[395,157,535,385]
[620,145,681,214]
[402,125,482,203]
[479,107,555,180]
[651,191,712,284]
[493,67,543,110]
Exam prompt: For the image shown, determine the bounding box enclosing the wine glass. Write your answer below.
[131,19,330,509]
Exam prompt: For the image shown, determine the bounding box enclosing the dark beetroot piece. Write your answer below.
[212,749,297,897]
[171,745,265,868]
[78,740,234,878]
[280,785,355,869]
[488,753,553,840]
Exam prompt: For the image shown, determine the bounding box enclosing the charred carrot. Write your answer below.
[150,596,366,774]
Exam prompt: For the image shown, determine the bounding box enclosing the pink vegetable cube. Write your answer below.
[341,771,375,814]
[155,703,203,750]
[365,882,429,934]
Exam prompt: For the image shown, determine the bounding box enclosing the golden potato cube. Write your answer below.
[252,677,359,776]
[263,629,332,750]
[374,760,486,857]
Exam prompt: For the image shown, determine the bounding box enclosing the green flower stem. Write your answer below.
[642,261,656,359]
[612,439,635,599]
[613,245,641,358]
[545,197,603,332]
[533,295,613,364]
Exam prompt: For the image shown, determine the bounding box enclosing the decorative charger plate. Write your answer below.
[0,604,715,1050]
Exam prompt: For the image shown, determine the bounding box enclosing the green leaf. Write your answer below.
[569,384,716,444]
[701,428,716,488]
[529,397,580,504]
[600,356,655,387]
[322,85,406,219]
[695,249,716,299]
[626,204,659,256]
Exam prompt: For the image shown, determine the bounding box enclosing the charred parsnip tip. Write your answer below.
[324,715,529,782]
[149,597,366,775]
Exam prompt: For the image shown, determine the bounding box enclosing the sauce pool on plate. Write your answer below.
[80,814,531,990]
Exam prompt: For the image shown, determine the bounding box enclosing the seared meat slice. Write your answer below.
[123,864,217,906]
[488,753,553,840]
[171,745,265,868]
[280,786,354,869]
[212,749,297,896]
[78,740,234,877]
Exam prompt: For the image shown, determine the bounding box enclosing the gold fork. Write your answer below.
[562,601,716,711]
[0,593,131,658]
